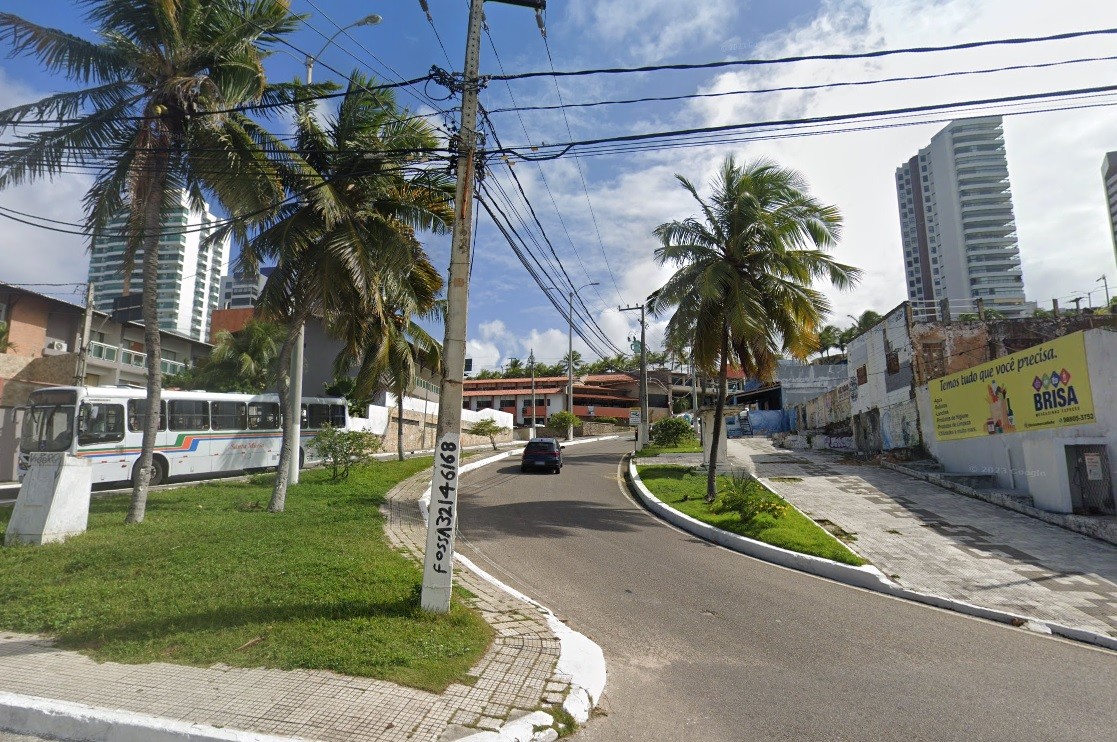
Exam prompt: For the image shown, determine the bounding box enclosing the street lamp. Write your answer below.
[287,13,382,486]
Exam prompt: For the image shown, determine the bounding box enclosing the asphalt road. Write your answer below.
[455,438,1117,742]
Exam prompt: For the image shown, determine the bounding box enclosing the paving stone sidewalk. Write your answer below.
[727,438,1117,640]
[0,471,570,741]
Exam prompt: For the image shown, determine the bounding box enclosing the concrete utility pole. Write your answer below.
[564,282,598,442]
[421,0,546,614]
[287,12,382,486]
[1099,275,1110,306]
[619,303,648,449]
[529,349,537,438]
[74,282,94,385]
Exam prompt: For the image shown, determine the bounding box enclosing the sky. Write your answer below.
[2,0,1117,372]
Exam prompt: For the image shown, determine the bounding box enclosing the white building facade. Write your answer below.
[895,117,1030,319]
[1103,151,1117,270]
[87,189,229,341]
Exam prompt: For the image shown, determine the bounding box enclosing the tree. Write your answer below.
[239,72,453,510]
[561,350,584,376]
[323,377,373,419]
[547,410,580,436]
[815,324,841,358]
[0,321,14,354]
[853,310,883,333]
[0,1,298,523]
[465,418,510,451]
[650,416,697,447]
[166,320,283,392]
[650,157,860,501]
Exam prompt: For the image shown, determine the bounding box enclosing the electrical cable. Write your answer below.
[490,26,1117,81]
[485,53,1117,115]
[494,82,1117,160]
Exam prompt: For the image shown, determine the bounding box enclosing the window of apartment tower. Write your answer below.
[856,366,867,385]
[922,343,946,379]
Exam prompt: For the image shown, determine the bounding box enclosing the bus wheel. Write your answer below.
[131,458,167,488]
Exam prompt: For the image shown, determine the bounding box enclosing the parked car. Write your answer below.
[521,437,564,473]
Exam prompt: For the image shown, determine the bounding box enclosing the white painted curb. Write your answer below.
[416,441,612,732]
[0,691,305,742]
[626,458,1117,653]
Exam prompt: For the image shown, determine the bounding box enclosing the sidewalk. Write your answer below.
[0,469,581,742]
[726,438,1117,641]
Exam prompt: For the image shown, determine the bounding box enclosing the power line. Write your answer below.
[490,26,1117,81]
[494,82,1117,160]
[481,24,623,314]
[540,32,625,306]
[485,54,1117,115]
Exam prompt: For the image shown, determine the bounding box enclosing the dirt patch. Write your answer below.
[814,519,859,543]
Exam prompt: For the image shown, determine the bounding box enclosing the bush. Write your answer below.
[311,425,382,480]
[710,474,788,523]
[651,416,697,447]
[590,416,620,425]
[547,410,580,433]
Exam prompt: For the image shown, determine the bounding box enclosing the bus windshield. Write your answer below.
[20,390,78,453]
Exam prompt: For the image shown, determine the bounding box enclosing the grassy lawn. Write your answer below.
[0,459,492,692]
[636,464,866,566]
[635,441,703,456]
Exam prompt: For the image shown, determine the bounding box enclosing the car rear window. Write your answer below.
[525,441,557,453]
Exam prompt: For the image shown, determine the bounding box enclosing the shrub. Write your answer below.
[465,418,510,450]
[547,410,580,434]
[711,474,788,523]
[651,416,697,447]
[590,416,620,425]
[311,425,382,480]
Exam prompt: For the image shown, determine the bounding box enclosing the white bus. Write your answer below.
[17,386,349,486]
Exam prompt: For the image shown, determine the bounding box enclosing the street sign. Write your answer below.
[587,405,595,416]
[629,408,641,425]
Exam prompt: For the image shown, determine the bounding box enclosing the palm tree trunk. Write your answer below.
[705,324,730,503]
[396,390,405,461]
[269,313,303,512]
[126,165,169,525]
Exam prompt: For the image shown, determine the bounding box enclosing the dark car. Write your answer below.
[521,437,564,473]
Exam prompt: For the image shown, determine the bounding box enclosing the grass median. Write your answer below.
[635,464,866,566]
[0,459,492,692]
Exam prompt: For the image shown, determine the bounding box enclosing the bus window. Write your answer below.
[78,403,125,445]
[169,400,209,431]
[247,402,280,430]
[128,399,167,432]
[21,403,76,453]
[306,403,331,430]
[211,401,247,431]
[330,404,347,428]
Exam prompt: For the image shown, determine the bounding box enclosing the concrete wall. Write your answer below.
[916,329,1117,511]
[847,304,919,452]
[352,397,514,454]
[800,383,851,431]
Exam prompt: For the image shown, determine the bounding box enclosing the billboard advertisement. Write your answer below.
[930,332,1095,442]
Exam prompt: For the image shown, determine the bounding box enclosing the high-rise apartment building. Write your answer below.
[218,266,274,309]
[895,116,1030,318]
[1103,151,1117,268]
[87,190,229,341]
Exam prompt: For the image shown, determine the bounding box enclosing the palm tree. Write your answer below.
[0,1,298,523]
[650,157,860,501]
[167,320,284,392]
[562,350,584,376]
[340,289,443,462]
[816,324,841,359]
[239,72,453,510]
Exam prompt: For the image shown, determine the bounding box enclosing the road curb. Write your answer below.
[417,442,610,728]
[625,457,1117,653]
[0,691,305,742]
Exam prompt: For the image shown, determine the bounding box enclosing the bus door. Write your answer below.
[210,400,251,472]
[247,400,282,468]
[77,400,128,483]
